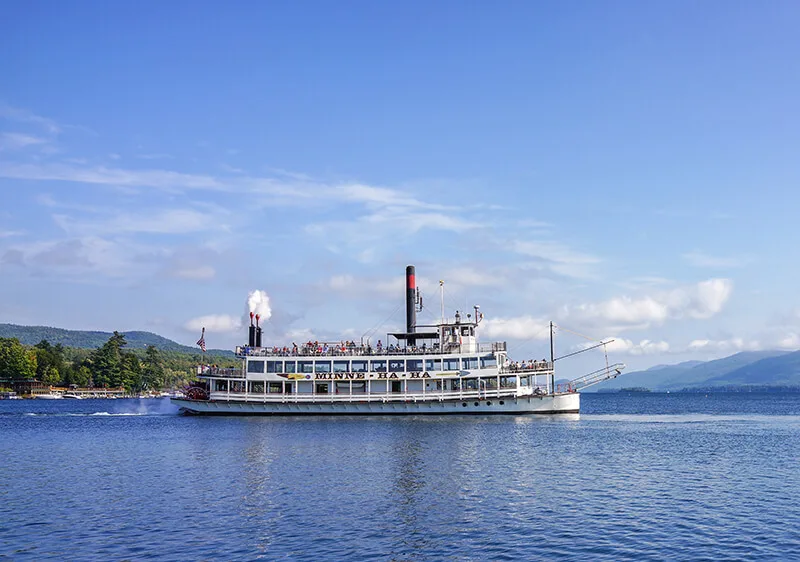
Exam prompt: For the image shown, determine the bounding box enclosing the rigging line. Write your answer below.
[505,323,551,358]
[558,324,604,342]
[361,300,404,342]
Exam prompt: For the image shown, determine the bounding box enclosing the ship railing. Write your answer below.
[210,387,529,403]
[235,341,507,358]
[567,363,627,392]
[197,367,244,378]
[501,361,553,373]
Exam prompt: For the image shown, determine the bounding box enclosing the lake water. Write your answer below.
[1,393,799,561]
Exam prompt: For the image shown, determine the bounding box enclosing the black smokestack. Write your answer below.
[248,311,256,347]
[256,314,262,348]
[406,265,416,345]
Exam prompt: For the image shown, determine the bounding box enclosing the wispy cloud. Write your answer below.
[511,239,601,279]
[564,278,734,331]
[0,162,224,191]
[136,153,174,160]
[0,132,49,151]
[682,251,751,268]
[601,337,670,355]
[51,207,230,236]
[0,104,61,135]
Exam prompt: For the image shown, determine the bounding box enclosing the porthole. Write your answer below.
[462,403,467,407]
[499,400,505,405]
[487,401,492,406]
[474,402,479,407]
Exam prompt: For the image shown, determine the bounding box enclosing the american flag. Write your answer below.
[197,327,206,352]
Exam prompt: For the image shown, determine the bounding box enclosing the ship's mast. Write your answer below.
[439,280,444,324]
[550,321,555,394]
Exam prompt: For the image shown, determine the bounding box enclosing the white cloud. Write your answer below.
[683,251,750,268]
[602,338,670,355]
[481,315,551,340]
[0,132,48,151]
[511,239,600,278]
[0,104,61,134]
[0,236,141,278]
[566,278,733,330]
[170,265,216,280]
[777,333,800,350]
[184,314,241,333]
[687,338,762,353]
[52,208,228,236]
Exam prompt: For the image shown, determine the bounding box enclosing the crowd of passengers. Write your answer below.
[244,340,441,357]
[507,359,553,372]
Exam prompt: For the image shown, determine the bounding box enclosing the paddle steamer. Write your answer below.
[172,266,625,415]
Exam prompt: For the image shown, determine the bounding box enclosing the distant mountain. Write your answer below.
[705,350,800,386]
[645,360,704,372]
[0,323,234,356]
[593,350,792,391]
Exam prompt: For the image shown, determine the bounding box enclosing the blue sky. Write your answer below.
[1,1,799,373]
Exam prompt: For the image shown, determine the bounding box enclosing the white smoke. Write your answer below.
[246,289,272,322]
[185,289,273,335]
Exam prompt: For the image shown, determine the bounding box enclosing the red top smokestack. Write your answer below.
[256,313,260,327]
[250,311,254,326]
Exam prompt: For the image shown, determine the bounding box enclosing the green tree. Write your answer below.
[0,338,37,380]
[34,340,65,384]
[121,352,142,392]
[42,366,60,385]
[89,331,128,387]
[142,345,165,390]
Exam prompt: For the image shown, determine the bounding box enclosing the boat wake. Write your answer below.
[582,414,800,424]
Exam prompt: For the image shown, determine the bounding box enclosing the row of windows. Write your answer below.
[246,356,498,374]
[216,375,529,394]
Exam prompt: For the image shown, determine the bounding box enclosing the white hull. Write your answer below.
[172,393,579,415]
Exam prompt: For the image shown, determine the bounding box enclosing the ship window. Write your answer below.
[407,359,423,372]
[249,381,264,393]
[481,357,497,369]
[214,380,228,392]
[500,376,516,388]
[333,361,349,373]
[351,360,368,372]
[266,361,282,373]
[299,361,314,374]
[284,361,297,374]
[461,327,470,336]
[463,357,479,370]
[352,382,366,393]
[315,383,329,394]
[482,377,497,389]
[443,358,459,371]
[335,382,350,393]
[464,379,478,390]
[370,360,386,372]
[452,379,461,390]
[315,361,331,373]
[247,360,265,373]
[389,359,405,372]
[520,376,529,387]
[425,359,442,371]
[268,382,283,393]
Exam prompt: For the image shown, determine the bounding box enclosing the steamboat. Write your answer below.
[172,266,626,415]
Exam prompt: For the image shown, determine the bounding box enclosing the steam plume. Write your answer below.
[247,290,272,322]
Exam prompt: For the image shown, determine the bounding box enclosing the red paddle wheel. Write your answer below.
[185,384,209,401]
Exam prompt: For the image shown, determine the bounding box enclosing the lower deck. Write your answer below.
[173,391,580,415]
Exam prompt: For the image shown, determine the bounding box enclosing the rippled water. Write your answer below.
[1,393,799,561]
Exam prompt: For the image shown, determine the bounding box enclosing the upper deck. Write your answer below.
[236,340,507,358]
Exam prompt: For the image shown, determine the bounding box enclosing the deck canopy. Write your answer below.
[388,331,439,341]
